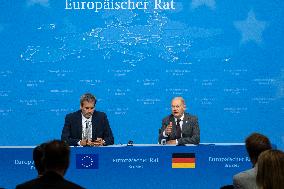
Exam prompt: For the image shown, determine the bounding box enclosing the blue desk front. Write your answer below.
[0,144,251,189]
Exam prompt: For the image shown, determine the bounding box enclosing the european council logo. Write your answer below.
[76,154,99,169]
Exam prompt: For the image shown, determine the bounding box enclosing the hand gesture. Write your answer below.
[165,122,173,136]
[80,139,88,146]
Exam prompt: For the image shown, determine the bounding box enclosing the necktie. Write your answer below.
[176,119,181,139]
[86,120,89,129]
[85,120,91,140]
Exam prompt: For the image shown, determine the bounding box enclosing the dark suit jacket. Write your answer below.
[158,113,200,145]
[61,110,114,146]
[16,171,85,189]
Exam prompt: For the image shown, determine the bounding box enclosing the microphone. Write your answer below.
[161,139,166,145]
[127,140,134,146]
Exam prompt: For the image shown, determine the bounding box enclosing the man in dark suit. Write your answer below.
[16,140,84,189]
[61,93,114,146]
[158,97,200,145]
[233,133,272,189]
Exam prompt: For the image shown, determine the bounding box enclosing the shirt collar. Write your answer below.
[175,113,184,121]
[82,114,92,122]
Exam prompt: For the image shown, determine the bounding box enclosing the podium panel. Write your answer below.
[0,144,251,188]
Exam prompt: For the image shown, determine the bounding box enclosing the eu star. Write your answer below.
[234,10,267,45]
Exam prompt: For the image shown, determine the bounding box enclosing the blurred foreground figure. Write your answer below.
[16,140,85,189]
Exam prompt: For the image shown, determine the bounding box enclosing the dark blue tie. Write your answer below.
[176,119,181,139]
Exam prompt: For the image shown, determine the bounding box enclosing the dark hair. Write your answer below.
[43,140,70,171]
[80,93,96,106]
[256,149,284,189]
[33,143,46,175]
[245,133,272,165]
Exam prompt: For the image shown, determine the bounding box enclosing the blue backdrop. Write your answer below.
[0,0,283,149]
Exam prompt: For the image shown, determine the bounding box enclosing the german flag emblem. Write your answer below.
[172,153,195,168]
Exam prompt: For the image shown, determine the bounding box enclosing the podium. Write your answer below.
[0,144,251,189]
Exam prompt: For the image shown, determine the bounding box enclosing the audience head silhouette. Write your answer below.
[256,149,284,189]
[43,140,70,176]
[245,133,272,166]
[33,143,46,176]
[16,139,84,189]
[232,133,272,189]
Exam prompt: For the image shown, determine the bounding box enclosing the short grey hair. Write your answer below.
[80,93,96,105]
[172,97,185,105]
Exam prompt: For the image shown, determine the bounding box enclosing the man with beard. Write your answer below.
[61,93,114,146]
[158,97,200,145]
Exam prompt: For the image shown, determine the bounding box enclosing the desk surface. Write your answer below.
[0,144,251,189]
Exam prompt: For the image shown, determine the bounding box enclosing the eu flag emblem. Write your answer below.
[76,154,99,169]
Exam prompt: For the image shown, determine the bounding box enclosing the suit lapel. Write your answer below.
[91,111,97,139]
[182,113,190,132]
[76,111,83,138]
